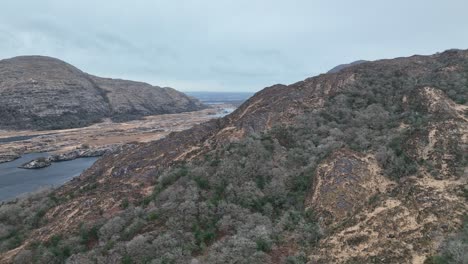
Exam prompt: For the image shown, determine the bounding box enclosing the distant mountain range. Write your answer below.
[0,56,205,130]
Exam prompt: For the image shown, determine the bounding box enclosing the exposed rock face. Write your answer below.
[305,150,390,226]
[0,56,205,130]
[311,173,466,263]
[19,157,51,169]
[53,146,114,161]
[89,76,205,121]
[405,87,468,179]
[19,145,119,169]
[0,153,20,163]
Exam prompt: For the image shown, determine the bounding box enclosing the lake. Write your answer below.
[0,94,242,202]
[0,153,98,202]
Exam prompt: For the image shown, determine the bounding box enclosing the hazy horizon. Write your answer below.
[1,0,467,92]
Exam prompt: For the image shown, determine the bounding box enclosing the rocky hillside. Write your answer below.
[0,56,205,130]
[0,49,467,264]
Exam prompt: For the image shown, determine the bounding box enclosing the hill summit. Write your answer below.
[0,56,205,130]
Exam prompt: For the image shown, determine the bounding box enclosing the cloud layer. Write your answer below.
[1,0,467,91]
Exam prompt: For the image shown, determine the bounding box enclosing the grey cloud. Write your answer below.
[1,0,467,92]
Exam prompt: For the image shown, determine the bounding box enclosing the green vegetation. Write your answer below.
[121,255,133,264]
[120,198,130,209]
[146,211,159,221]
[0,189,58,254]
[1,50,467,263]
[255,238,272,252]
[44,235,72,262]
[192,222,217,251]
[426,217,468,264]
[193,175,210,190]
[153,166,189,195]
[80,224,100,248]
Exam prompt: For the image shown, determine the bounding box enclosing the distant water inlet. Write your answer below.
[0,153,98,202]
[214,107,235,117]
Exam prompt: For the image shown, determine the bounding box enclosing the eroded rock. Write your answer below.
[306,150,391,226]
[0,153,20,163]
[19,145,119,169]
[19,157,52,169]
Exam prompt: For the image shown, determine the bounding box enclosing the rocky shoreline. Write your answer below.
[0,105,235,169]
[0,153,21,163]
[19,145,119,169]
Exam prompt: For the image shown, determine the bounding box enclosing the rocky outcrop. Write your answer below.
[19,145,118,169]
[88,76,205,121]
[0,153,20,163]
[305,150,391,226]
[0,56,206,130]
[51,147,115,161]
[19,157,52,169]
[310,174,466,263]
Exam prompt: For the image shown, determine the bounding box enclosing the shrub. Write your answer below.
[121,219,145,241]
[121,198,130,209]
[255,238,272,252]
[80,224,100,248]
[5,231,23,250]
[381,134,418,179]
[193,176,210,190]
[146,211,159,221]
[81,144,90,149]
[154,166,189,195]
[99,216,126,240]
[425,255,451,264]
[36,157,48,163]
[193,223,217,251]
[121,255,133,264]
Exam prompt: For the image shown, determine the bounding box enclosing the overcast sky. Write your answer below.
[1,0,467,92]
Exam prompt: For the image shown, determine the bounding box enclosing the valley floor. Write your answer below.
[0,104,233,163]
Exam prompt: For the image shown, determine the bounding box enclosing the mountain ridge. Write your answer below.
[327,60,368,73]
[0,56,205,130]
[0,49,467,263]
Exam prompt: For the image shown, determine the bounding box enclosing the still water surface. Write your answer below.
[0,153,98,202]
[0,106,235,202]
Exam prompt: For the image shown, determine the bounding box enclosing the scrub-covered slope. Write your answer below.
[0,49,467,264]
